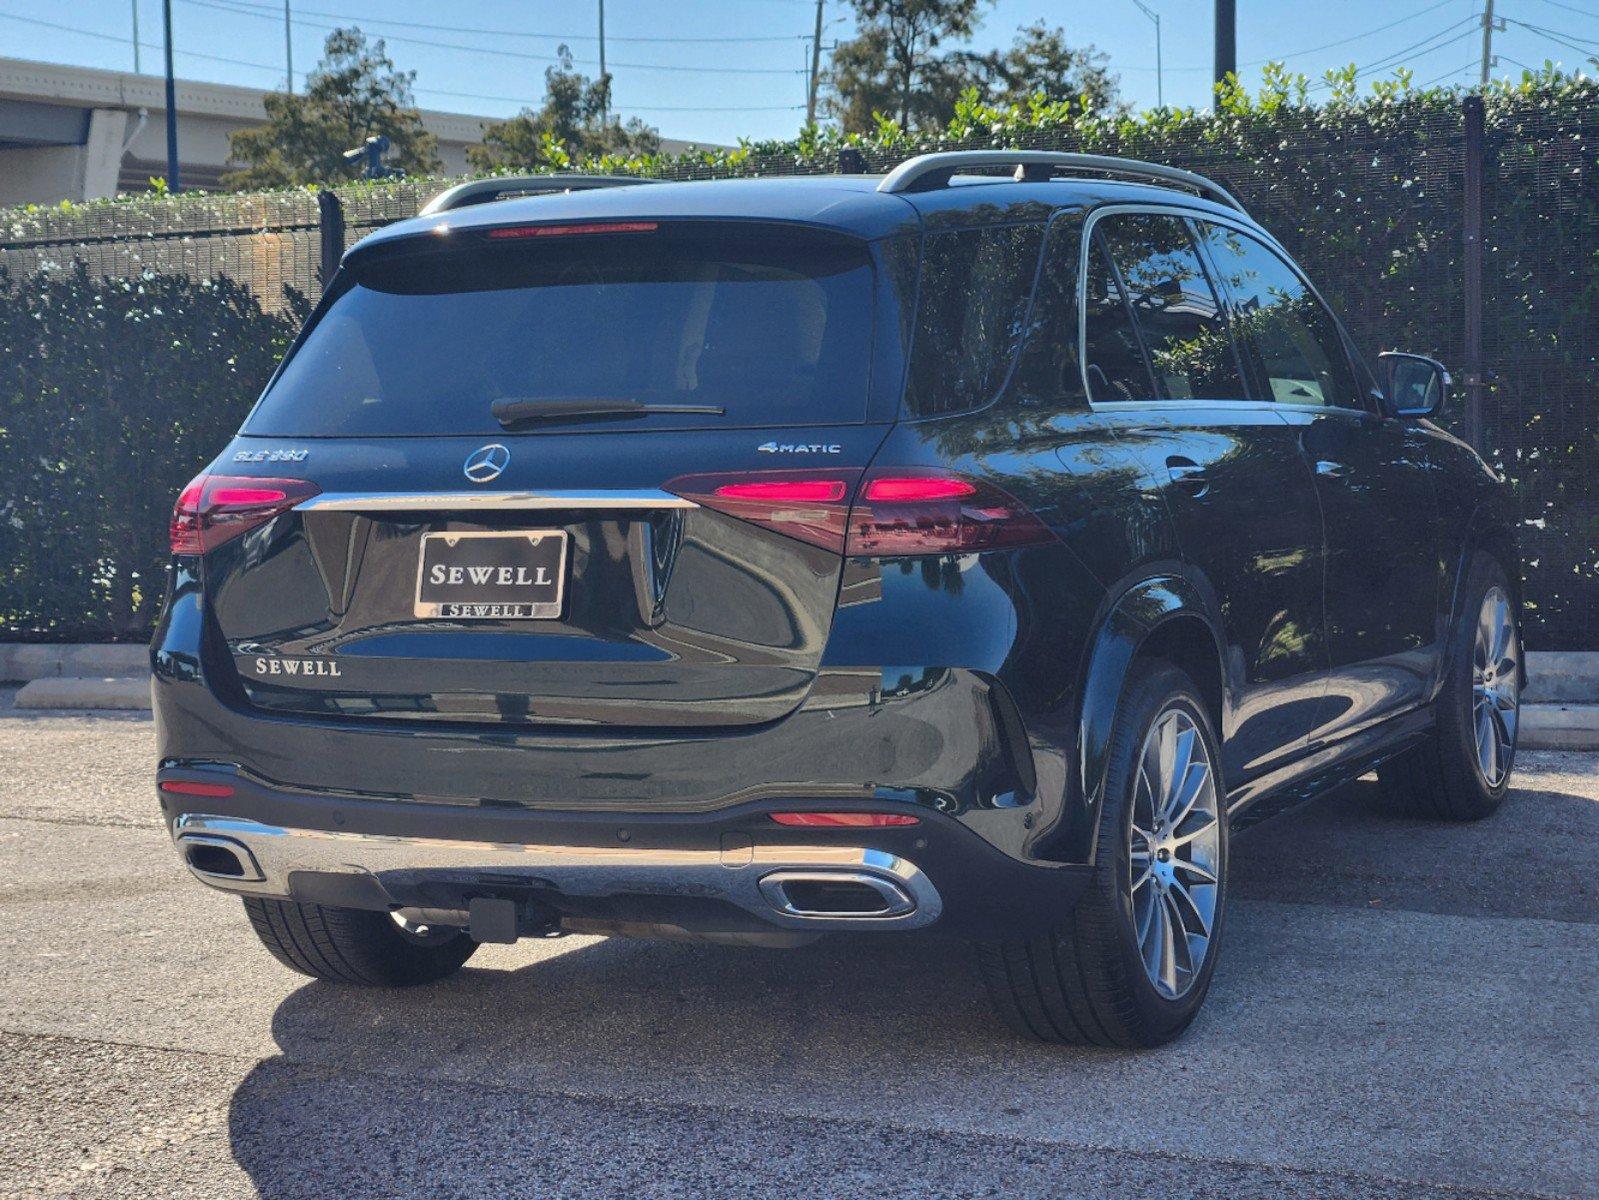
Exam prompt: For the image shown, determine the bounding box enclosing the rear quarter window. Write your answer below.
[903,223,1047,418]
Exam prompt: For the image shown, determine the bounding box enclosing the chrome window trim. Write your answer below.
[1077,203,1372,417]
[1087,400,1375,422]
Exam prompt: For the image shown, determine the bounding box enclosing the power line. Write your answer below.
[415,85,802,113]
[1238,0,1460,68]
[1505,16,1599,49]
[1494,54,1545,73]
[1528,0,1599,20]
[1358,16,1482,74]
[0,9,291,75]
[0,9,799,119]
[1417,56,1480,87]
[1306,19,1480,91]
[181,0,808,74]
[1104,0,1480,78]
[199,0,814,44]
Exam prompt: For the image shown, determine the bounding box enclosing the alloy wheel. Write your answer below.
[1128,706,1223,1000]
[1472,586,1519,788]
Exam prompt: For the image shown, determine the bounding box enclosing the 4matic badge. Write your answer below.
[757,441,843,455]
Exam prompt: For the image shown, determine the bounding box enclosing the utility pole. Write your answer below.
[132,0,141,73]
[284,0,294,93]
[598,0,607,112]
[1213,0,1236,97]
[162,0,179,192]
[1479,0,1497,87]
[1130,1,1162,109]
[806,0,824,126]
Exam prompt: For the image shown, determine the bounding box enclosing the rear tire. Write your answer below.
[1376,555,1519,821]
[243,897,477,986]
[976,658,1228,1048]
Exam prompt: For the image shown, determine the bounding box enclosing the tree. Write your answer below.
[824,4,1119,133]
[468,47,660,171]
[983,23,1120,115]
[825,0,988,132]
[224,28,440,189]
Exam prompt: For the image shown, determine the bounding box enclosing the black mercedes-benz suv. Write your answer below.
[153,151,1521,1047]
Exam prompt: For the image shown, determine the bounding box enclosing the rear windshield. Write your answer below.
[245,224,875,436]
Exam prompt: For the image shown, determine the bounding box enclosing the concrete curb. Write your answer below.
[1519,703,1599,751]
[1521,651,1599,703]
[0,643,146,682]
[13,677,152,711]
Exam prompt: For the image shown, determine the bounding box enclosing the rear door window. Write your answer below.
[903,224,1047,417]
[245,224,875,436]
[1195,222,1361,409]
[1081,232,1158,403]
[1088,212,1246,402]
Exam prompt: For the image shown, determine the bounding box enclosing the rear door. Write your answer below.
[206,219,895,728]
[1081,209,1328,783]
[1195,220,1443,738]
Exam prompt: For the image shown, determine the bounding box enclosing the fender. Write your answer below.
[1052,571,1225,864]
[1435,494,1524,695]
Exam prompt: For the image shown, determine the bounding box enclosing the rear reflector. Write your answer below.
[488,221,658,239]
[158,780,235,798]
[170,474,320,555]
[769,811,920,827]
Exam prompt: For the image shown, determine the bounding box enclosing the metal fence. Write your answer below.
[2,92,1595,646]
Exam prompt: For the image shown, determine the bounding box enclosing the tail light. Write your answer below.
[848,469,1055,556]
[665,470,861,552]
[666,468,1053,557]
[170,473,320,555]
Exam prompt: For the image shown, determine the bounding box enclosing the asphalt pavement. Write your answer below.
[1,711,1594,1199]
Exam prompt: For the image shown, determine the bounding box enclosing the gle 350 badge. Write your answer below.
[233,447,309,464]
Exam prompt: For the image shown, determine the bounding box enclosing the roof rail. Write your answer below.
[420,174,657,215]
[875,150,1245,213]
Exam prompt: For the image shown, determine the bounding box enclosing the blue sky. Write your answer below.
[3,1,1596,145]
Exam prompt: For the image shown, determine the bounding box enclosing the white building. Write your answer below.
[0,56,704,206]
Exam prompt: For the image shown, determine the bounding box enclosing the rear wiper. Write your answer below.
[491,397,725,429]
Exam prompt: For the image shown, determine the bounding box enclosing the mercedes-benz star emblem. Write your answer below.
[463,443,511,484]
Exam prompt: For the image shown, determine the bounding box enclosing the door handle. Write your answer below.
[1315,459,1349,479]
[1165,455,1209,496]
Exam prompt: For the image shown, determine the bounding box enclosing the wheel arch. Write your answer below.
[1056,571,1228,864]
[1444,500,1524,687]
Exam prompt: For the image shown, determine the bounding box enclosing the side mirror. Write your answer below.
[1378,352,1451,418]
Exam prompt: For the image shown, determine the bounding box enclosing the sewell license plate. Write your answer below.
[414,531,568,619]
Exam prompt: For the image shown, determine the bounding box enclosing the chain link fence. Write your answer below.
[2,91,1595,645]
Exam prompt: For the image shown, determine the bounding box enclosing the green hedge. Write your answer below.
[1,68,1596,644]
[0,266,306,639]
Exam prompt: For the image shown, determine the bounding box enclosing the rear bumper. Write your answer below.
[157,768,1089,941]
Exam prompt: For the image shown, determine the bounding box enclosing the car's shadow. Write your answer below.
[222,771,1593,1197]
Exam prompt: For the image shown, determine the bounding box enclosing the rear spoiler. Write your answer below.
[420,175,657,215]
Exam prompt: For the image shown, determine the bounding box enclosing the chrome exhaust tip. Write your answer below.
[758,870,917,919]
[177,833,264,883]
